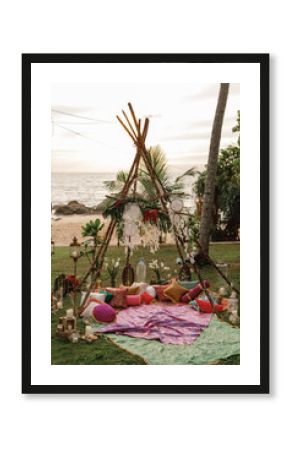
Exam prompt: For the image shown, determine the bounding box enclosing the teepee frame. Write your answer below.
[79,103,239,315]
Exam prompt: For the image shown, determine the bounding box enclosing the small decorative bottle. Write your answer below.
[136,259,147,283]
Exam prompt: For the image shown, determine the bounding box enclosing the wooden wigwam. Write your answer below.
[78,103,237,316]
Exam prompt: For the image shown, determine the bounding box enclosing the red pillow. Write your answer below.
[106,287,128,308]
[196,298,224,313]
[141,291,154,305]
[181,280,210,303]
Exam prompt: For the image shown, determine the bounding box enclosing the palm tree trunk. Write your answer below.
[198,83,230,259]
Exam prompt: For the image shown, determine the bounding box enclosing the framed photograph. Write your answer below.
[22,53,269,394]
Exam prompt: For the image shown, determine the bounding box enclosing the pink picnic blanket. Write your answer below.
[96,304,212,345]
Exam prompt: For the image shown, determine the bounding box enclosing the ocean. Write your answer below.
[51,172,195,208]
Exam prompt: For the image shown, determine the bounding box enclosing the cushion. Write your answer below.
[180,280,210,303]
[99,290,114,304]
[153,284,170,301]
[163,279,189,302]
[119,284,140,295]
[126,295,141,306]
[145,285,156,298]
[92,304,116,322]
[106,287,128,308]
[196,298,224,314]
[178,280,199,290]
[131,282,148,294]
[140,291,155,305]
[81,298,104,320]
[89,292,106,302]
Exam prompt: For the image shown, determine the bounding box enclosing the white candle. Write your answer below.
[85,325,93,337]
[219,287,227,296]
[66,309,74,318]
[71,250,78,258]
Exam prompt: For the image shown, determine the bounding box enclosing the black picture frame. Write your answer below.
[22,53,269,394]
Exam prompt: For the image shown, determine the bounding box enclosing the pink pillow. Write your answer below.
[106,287,128,308]
[153,284,170,301]
[181,280,210,303]
[93,304,116,322]
[126,295,141,306]
[141,291,154,305]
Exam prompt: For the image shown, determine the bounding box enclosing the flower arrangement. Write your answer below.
[104,257,120,287]
[148,259,171,284]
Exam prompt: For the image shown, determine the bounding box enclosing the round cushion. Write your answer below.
[81,299,104,320]
[92,304,116,323]
[141,291,154,305]
[145,285,156,298]
[126,294,141,306]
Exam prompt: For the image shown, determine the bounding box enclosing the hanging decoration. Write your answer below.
[170,197,184,213]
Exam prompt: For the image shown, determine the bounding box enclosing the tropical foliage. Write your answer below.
[103,145,197,241]
[194,110,240,241]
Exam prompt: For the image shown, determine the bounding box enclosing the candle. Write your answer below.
[68,324,72,331]
[219,287,227,296]
[66,309,74,318]
[85,325,93,337]
[71,250,78,258]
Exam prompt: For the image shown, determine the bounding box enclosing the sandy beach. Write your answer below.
[51,214,110,246]
[52,213,178,247]
[52,214,176,246]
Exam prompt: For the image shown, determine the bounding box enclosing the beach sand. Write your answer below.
[52,214,110,246]
[52,214,175,246]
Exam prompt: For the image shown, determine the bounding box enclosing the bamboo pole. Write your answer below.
[128,102,140,132]
[116,115,137,144]
[122,109,138,139]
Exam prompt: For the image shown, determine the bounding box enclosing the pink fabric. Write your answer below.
[96,304,212,345]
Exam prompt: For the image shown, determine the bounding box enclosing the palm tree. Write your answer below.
[198,83,230,261]
[104,145,197,201]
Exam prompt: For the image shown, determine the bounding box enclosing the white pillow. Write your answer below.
[81,299,104,320]
[89,292,106,302]
[80,291,106,306]
[145,285,156,298]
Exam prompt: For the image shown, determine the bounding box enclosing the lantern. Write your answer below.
[70,236,81,261]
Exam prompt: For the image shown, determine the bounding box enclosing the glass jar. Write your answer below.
[136,259,147,283]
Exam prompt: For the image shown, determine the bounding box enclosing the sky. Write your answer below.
[51,83,239,174]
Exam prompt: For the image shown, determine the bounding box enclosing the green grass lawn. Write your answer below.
[51,243,240,365]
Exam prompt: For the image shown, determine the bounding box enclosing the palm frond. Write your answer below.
[104,170,129,191]
[175,166,197,182]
